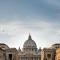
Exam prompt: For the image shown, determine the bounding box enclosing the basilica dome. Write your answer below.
[23,34,37,49]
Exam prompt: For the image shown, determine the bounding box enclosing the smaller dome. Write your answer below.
[23,34,37,49]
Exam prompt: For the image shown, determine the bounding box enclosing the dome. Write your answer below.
[23,34,37,49]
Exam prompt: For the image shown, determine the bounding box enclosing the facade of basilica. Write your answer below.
[0,34,60,60]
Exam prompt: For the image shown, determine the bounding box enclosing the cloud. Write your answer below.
[0,17,60,49]
[0,0,60,22]
[0,0,60,49]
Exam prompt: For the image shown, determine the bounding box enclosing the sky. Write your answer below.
[0,0,60,49]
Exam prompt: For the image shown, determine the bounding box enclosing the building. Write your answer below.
[0,34,60,60]
[41,43,60,60]
[41,48,55,60]
[56,48,60,60]
[51,44,60,49]
[17,34,41,60]
[0,34,41,60]
[0,48,5,60]
[51,44,60,60]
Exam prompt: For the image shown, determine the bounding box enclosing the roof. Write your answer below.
[23,34,37,49]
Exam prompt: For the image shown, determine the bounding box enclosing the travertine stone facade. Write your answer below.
[6,48,18,60]
[18,34,41,60]
[41,48,54,60]
[56,48,60,60]
[0,48,5,60]
[0,34,60,60]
